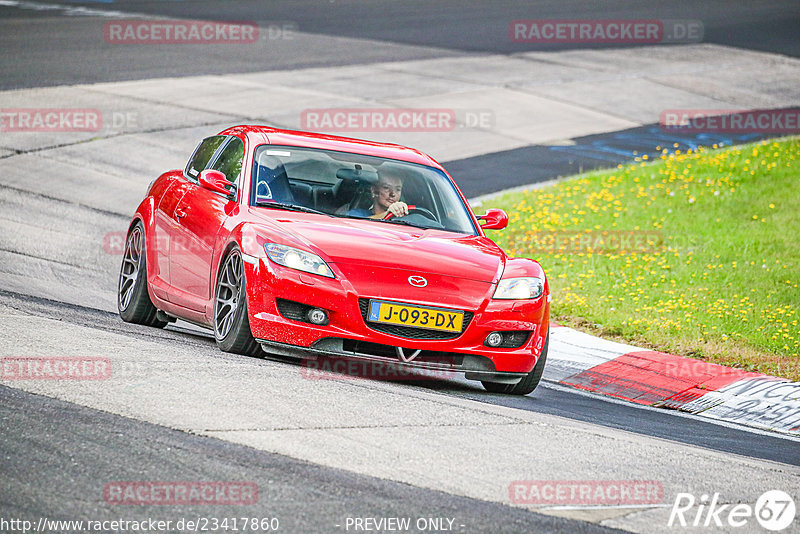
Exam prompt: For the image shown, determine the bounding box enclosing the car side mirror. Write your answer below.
[199,169,236,199]
[477,208,508,230]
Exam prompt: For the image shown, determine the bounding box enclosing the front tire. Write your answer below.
[482,332,549,395]
[118,222,168,328]
[214,247,262,356]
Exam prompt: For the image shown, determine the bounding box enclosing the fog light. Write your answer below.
[485,332,504,347]
[307,308,329,325]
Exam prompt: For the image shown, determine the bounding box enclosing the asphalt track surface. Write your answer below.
[0,0,798,90]
[1,288,798,529]
[3,288,799,468]
[1,2,799,533]
[1,385,621,534]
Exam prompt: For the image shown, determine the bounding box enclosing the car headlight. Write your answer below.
[493,277,544,300]
[265,243,334,278]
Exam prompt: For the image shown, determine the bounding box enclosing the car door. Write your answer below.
[148,175,190,301]
[155,135,227,303]
[168,136,243,312]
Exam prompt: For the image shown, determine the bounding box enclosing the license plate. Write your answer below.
[367,300,464,333]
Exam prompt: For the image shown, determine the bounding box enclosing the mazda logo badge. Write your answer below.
[408,275,427,287]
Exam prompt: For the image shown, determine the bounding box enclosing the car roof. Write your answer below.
[218,125,444,170]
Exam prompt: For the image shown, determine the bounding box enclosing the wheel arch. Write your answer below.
[208,222,271,326]
[124,199,161,304]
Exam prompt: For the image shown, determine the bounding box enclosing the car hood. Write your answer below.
[250,210,505,283]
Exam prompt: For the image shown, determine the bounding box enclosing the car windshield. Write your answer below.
[250,145,477,235]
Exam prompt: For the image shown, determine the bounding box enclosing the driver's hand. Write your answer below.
[388,201,409,217]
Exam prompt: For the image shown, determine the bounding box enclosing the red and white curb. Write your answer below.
[545,325,800,437]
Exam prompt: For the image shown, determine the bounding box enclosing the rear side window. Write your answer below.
[185,135,226,179]
[211,137,245,184]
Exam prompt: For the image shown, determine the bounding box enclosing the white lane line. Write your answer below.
[0,0,148,18]
[544,504,674,510]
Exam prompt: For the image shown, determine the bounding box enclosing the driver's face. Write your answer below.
[374,176,402,211]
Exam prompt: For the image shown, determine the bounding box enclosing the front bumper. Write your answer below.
[244,256,549,376]
[256,338,527,384]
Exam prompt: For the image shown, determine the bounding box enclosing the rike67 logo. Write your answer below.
[669,490,796,531]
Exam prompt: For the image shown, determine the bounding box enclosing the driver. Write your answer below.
[349,172,409,219]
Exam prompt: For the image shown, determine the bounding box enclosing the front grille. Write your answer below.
[358,298,473,340]
[341,339,468,365]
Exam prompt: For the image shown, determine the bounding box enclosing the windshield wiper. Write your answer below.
[377,217,435,230]
[341,214,443,230]
[254,201,331,216]
[382,218,416,227]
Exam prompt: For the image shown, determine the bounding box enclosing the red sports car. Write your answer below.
[118,125,550,394]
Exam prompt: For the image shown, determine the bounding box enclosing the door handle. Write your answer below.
[175,208,186,219]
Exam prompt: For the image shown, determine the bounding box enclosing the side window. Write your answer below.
[211,137,245,184]
[185,135,226,179]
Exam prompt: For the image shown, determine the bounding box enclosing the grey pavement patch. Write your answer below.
[519,44,791,78]
[0,85,237,153]
[0,177,127,312]
[88,76,365,120]
[386,86,638,145]
[0,310,524,433]
[0,153,142,215]
[1,384,614,534]
[518,77,734,125]
[380,54,592,87]
[279,68,485,101]
[34,134,192,186]
[0,184,125,266]
[2,43,797,164]
[0,250,116,312]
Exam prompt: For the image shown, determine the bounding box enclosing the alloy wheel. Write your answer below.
[118,226,143,311]
[215,251,243,339]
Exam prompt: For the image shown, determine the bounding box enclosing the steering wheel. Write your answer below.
[383,205,437,221]
[255,180,272,201]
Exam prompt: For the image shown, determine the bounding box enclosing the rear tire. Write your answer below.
[118,222,168,328]
[482,332,549,395]
[214,247,262,356]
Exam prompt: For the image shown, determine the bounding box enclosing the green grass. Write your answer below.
[482,137,800,381]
